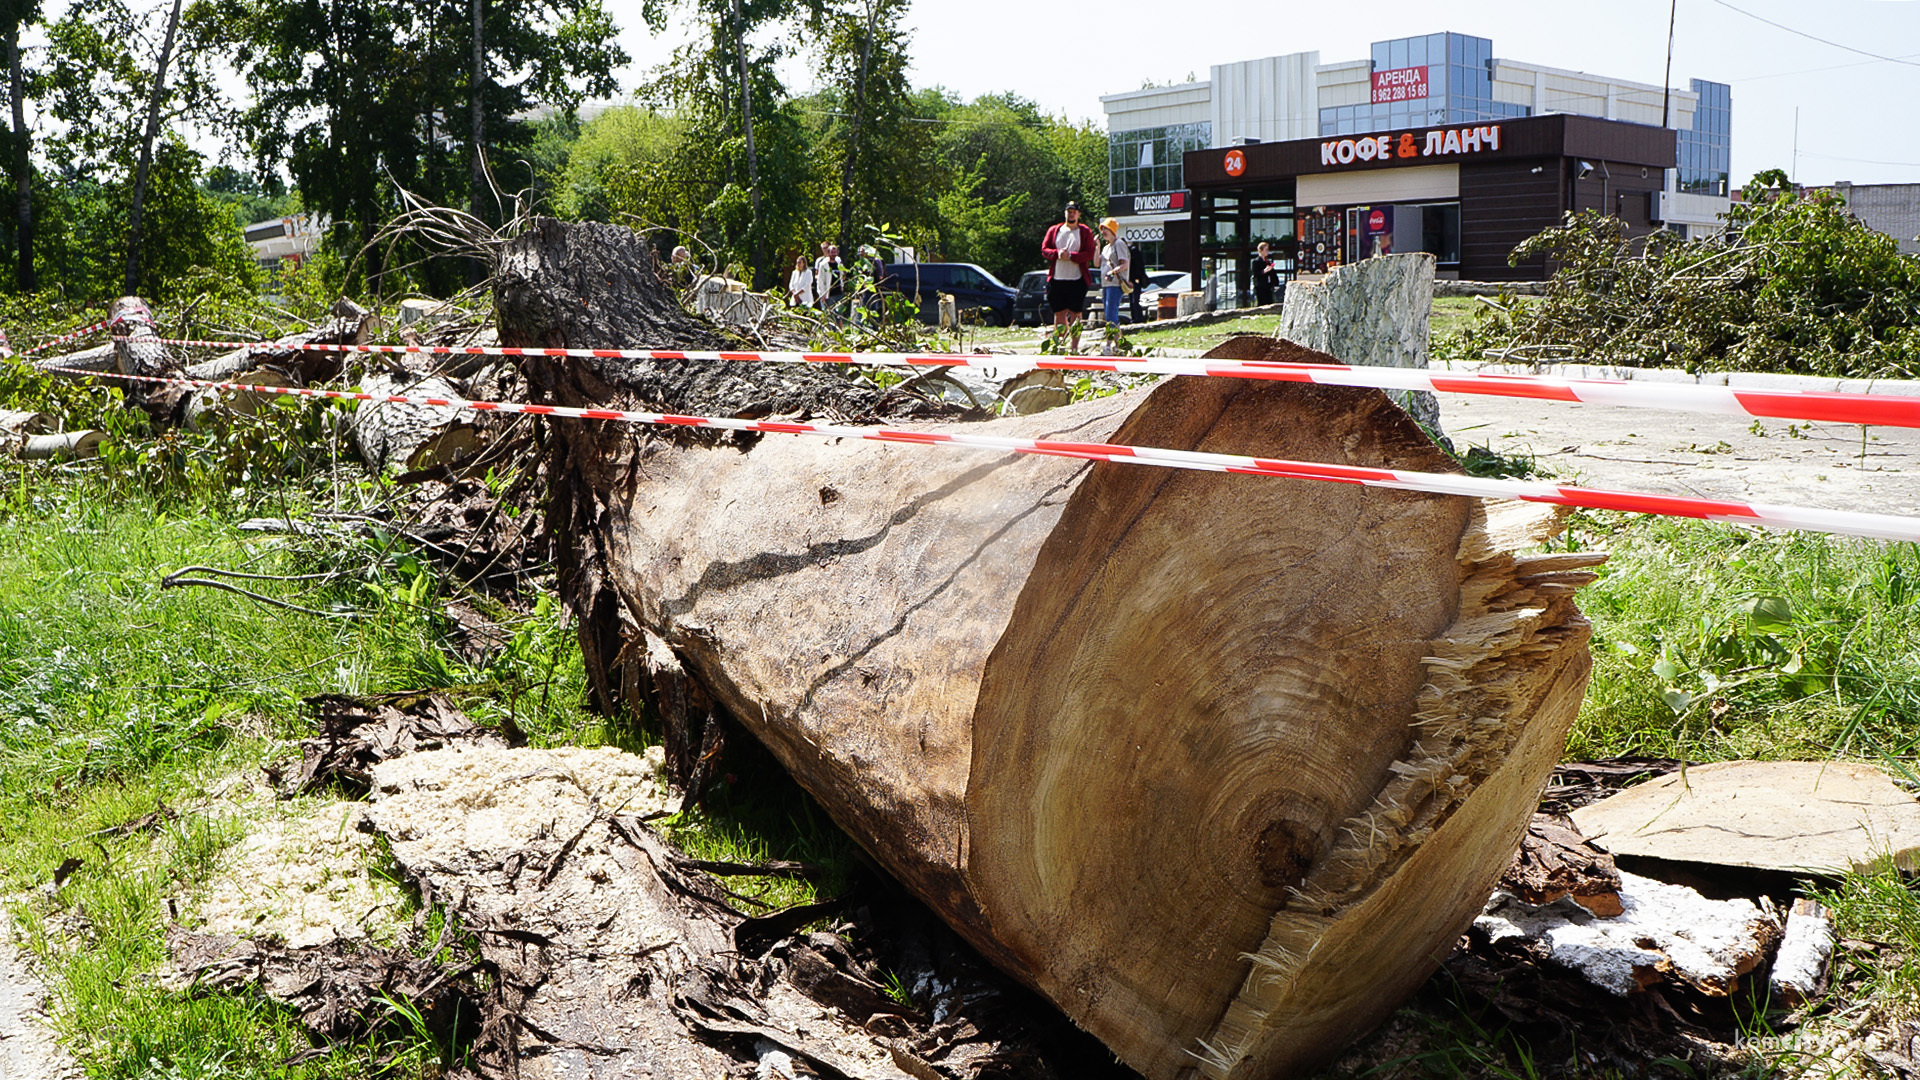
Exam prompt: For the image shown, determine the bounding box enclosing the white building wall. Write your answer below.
[1490,59,1698,129]
[1315,60,1372,110]
[1826,183,1920,255]
[1101,83,1212,134]
[1209,51,1320,145]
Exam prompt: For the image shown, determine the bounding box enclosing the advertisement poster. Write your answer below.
[1361,206,1395,258]
[1296,212,1341,274]
[1370,66,1429,104]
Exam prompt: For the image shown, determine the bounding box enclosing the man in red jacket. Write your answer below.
[1042,201,1097,352]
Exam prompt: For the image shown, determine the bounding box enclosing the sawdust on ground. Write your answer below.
[191,798,408,949]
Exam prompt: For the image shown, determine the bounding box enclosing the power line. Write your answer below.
[1703,0,1920,68]
[1795,150,1920,168]
[1727,51,1920,82]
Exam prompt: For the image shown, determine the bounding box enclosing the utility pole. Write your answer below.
[1661,0,1676,130]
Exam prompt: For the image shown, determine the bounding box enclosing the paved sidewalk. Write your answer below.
[1436,387,1920,518]
[1,906,77,1080]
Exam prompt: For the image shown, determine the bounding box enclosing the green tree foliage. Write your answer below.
[806,0,933,253]
[634,0,820,284]
[547,106,689,224]
[203,164,297,229]
[1453,171,1920,377]
[924,93,1103,282]
[221,0,625,294]
[39,0,229,176]
[0,0,240,300]
[36,137,261,302]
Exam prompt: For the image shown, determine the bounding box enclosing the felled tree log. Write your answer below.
[185,297,374,385]
[346,370,482,473]
[33,342,113,376]
[19,430,104,460]
[1279,252,1441,430]
[108,295,189,425]
[504,219,1599,1080]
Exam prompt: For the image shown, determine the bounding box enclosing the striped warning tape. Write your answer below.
[10,319,113,359]
[40,362,1920,543]
[123,336,1920,431]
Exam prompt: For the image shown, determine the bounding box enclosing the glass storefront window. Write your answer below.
[1108,122,1210,201]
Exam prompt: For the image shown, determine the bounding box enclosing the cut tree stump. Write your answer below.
[502,219,1600,1080]
[1278,253,1441,430]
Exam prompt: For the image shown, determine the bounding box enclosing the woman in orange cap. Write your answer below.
[1097,217,1131,328]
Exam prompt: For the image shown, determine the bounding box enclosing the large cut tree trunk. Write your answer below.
[502,220,1599,1080]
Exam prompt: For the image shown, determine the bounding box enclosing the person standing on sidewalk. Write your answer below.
[1251,240,1282,306]
[1098,217,1131,328]
[1042,201,1096,351]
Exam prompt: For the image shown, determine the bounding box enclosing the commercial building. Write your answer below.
[244,213,326,272]
[1101,33,1732,299]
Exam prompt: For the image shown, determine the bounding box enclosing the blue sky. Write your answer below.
[605,0,1920,188]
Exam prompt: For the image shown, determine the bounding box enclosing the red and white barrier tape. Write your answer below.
[10,319,112,359]
[42,363,1920,543]
[123,336,1920,431]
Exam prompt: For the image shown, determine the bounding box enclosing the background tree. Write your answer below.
[0,0,39,292]
[927,93,1104,282]
[17,0,247,300]
[807,0,931,255]
[1451,170,1920,377]
[223,0,624,295]
[635,0,818,282]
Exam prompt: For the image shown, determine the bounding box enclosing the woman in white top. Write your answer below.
[787,254,815,308]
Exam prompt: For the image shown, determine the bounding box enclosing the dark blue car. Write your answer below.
[876,262,1017,327]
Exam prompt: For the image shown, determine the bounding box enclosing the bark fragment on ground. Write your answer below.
[360,742,1039,1079]
[167,927,476,1052]
[1571,760,1920,874]
[1770,898,1836,1008]
[1498,812,1624,916]
[1474,870,1781,997]
[268,691,520,798]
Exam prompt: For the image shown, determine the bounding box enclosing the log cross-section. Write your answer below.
[501,219,1598,1080]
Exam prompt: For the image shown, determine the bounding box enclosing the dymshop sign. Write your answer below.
[1320,124,1502,167]
[1109,191,1187,216]
[1370,66,1428,104]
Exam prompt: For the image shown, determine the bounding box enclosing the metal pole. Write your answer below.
[1662,0,1677,130]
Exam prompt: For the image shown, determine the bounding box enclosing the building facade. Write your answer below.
[1101,33,1732,296]
[1806,182,1920,256]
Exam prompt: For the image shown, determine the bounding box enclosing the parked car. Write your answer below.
[1013,270,1051,326]
[876,262,1017,326]
[1135,271,1192,318]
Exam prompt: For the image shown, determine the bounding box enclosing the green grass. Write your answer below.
[1567,513,1920,765]
[0,461,603,1078]
[1429,296,1488,340]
